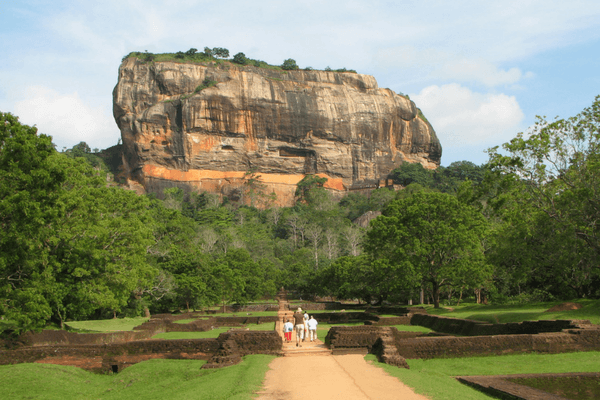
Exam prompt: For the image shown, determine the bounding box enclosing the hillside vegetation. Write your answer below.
[123,46,357,73]
[1,93,600,334]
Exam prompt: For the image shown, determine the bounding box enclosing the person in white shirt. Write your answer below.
[307,315,318,342]
[303,311,309,342]
[283,319,294,342]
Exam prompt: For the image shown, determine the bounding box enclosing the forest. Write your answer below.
[1,95,599,333]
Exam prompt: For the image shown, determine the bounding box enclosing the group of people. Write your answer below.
[283,307,318,347]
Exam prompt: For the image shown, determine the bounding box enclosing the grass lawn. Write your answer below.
[315,322,364,342]
[367,351,600,400]
[65,317,149,332]
[425,299,600,325]
[152,323,275,340]
[392,325,433,333]
[0,355,275,400]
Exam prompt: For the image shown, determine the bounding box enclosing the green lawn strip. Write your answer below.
[391,325,433,333]
[172,318,196,324]
[315,322,364,341]
[153,329,230,339]
[152,323,275,340]
[245,322,275,331]
[65,317,149,332]
[365,351,600,400]
[224,311,278,317]
[424,299,600,325]
[0,355,275,400]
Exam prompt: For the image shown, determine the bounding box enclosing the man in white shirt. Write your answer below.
[307,315,318,342]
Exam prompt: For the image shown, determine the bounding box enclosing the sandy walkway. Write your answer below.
[262,293,428,399]
[255,354,429,400]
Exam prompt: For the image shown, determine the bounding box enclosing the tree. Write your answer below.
[203,47,213,57]
[484,97,600,299]
[186,48,198,56]
[232,52,249,65]
[389,162,434,187]
[295,174,327,205]
[487,95,600,259]
[0,113,64,331]
[366,191,490,308]
[212,47,229,59]
[1,113,161,330]
[281,58,299,70]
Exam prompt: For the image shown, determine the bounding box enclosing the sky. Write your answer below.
[2,1,600,166]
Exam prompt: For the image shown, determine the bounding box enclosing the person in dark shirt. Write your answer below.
[292,307,305,347]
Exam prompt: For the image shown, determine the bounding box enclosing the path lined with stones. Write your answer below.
[256,293,429,400]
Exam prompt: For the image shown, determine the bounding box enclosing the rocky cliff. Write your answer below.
[113,57,442,206]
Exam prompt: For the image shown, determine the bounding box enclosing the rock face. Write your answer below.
[113,57,442,206]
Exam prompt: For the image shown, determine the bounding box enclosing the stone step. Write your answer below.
[284,348,332,357]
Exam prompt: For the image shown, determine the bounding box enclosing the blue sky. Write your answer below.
[2,1,600,166]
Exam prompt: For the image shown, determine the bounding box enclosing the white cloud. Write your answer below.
[411,84,525,149]
[374,46,531,88]
[13,86,120,150]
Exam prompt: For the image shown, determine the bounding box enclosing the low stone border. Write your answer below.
[457,373,600,400]
[0,330,282,373]
[326,325,600,369]
[410,313,596,336]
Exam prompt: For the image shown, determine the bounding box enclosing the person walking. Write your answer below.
[292,307,305,347]
[303,311,309,342]
[307,315,318,342]
[283,319,293,342]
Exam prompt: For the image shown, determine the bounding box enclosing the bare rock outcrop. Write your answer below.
[113,57,442,206]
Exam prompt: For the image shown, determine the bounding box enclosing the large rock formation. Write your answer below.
[113,57,441,206]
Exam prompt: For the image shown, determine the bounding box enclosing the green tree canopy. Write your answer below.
[232,52,249,65]
[366,191,490,308]
[281,58,299,70]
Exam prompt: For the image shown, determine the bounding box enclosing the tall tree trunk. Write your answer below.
[432,281,441,308]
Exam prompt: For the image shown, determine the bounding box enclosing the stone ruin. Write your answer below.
[1,301,599,399]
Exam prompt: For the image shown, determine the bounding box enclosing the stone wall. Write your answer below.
[410,314,592,336]
[395,329,600,360]
[1,330,282,373]
[326,324,600,368]
[20,329,157,347]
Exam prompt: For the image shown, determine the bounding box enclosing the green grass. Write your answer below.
[65,317,149,332]
[315,321,364,342]
[0,355,275,400]
[152,330,229,340]
[392,325,433,333]
[226,311,278,317]
[152,323,275,340]
[425,299,600,325]
[245,322,275,331]
[366,351,600,400]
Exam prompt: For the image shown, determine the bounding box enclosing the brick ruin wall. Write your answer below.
[4,307,600,373]
[410,313,591,336]
[326,317,600,369]
[0,330,281,373]
[394,329,600,359]
[2,313,282,373]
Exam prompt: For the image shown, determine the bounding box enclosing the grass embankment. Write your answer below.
[425,299,600,325]
[0,355,275,400]
[152,322,276,340]
[367,351,600,400]
[65,317,149,332]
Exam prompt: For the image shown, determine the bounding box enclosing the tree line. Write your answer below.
[2,96,599,332]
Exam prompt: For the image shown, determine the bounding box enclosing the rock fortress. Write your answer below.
[113,57,442,206]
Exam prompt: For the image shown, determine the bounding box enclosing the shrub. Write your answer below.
[233,52,249,65]
[281,58,299,70]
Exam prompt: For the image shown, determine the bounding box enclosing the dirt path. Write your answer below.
[255,354,429,400]
[256,293,429,400]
